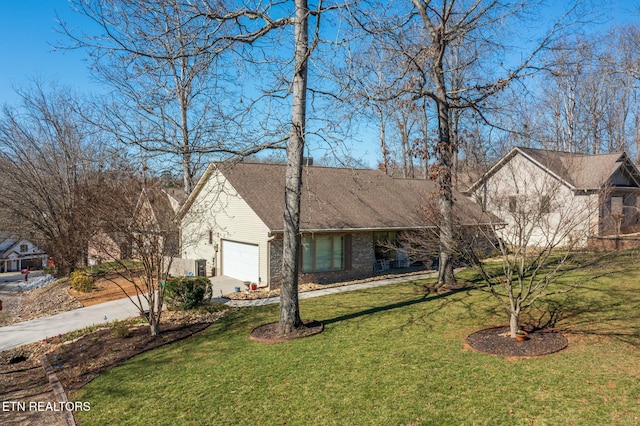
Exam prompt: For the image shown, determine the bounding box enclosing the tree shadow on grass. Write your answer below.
[522,284,640,348]
[320,284,470,327]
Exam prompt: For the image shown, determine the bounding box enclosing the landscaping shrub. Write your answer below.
[70,271,94,292]
[111,322,132,338]
[164,276,211,310]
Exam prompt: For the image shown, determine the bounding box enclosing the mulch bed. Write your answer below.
[47,321,213,392]
[466,326,568,357]
[0,311,224,426]
[250,320,324,343]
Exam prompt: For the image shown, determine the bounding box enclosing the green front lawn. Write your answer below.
[75,255,640,425]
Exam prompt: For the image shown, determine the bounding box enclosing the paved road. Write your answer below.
[0,272,437,352]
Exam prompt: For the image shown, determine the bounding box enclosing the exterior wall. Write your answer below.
[88,231,122,264]
[474,154,599,247]
[167,256,197,277]
[180,168,270,282]
[599,190,640,235]
[268,236,283,288]
[268,232,375,289]
[588,235,640,251]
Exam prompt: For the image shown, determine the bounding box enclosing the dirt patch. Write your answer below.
[1,280,83,326]
[466,326,568,357]
[250,320,324,343]
[0,354,63,426]
[69,275,140,306]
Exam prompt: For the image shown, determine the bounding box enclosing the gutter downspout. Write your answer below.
[266,233,278,289]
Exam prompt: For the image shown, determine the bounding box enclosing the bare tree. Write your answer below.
[91,174,180,336]
[495,25,640,160]
[0,83,108,275]
[277,0,310,334]
[466,158,606,337]
[60,0,274,196]
[345,0,582,288]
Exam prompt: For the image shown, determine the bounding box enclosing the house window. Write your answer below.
[302,235,344,273]
[540,195,551,214]
[208,230,214,245]
[19,244,28,253]
[611,196,623,216]
[374,231,398,261]
[508,196,517,213]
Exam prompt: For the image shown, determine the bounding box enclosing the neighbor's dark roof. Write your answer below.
[518,147,634,190]
[138,186,180,229]
[467,147,640,193]
[187,162,494,233]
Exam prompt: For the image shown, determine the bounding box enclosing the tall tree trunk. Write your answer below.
[400,122,409,178]
[420,100,429,180]
[279,0,308,334]
[412,0,456,287]
[433,58,456,287]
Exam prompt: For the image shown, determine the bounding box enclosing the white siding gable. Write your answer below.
[474,152,598,247]
[181,168,271,284]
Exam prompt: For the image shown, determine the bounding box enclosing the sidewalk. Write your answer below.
[0,271,436,352]
[226,271,437,307]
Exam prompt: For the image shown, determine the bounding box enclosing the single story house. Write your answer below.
[178,161,492,289]
[465,147,640,247]
[0,231,48,272]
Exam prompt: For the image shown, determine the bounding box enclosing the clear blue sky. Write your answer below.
[0,1,637,167]
[0,0,104,105]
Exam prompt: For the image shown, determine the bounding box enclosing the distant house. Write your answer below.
[465,147,640,247]
[0,232,47,272]
[132,186,181,258]
[87,187,183,266]
[177,162,492,289]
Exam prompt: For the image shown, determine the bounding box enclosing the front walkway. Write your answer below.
[0,272,437,352]
[226,272,437,307]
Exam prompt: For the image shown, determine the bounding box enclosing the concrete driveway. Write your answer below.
[0,271,44,291]
[209,275,245,300]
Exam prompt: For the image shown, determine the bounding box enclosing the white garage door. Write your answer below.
[221,240,259,283]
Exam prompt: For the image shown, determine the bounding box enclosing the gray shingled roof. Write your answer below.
[467,147,640,193]
[517,147,633,190]
[212,162,492,232]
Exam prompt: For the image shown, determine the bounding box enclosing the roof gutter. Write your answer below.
[268,222,503,234]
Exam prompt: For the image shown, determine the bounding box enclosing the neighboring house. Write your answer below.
[465,147,640,247]
[87,230,126,265]
[0,232,47,272]
[178,162,492,289]
[87,187,183,266]
[132,186,181,257]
